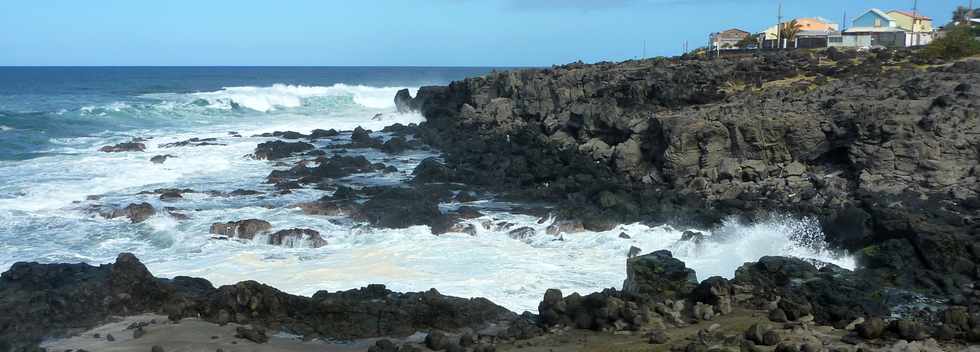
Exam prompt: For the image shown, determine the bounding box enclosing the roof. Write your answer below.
[888,10,932,21]
[862,8,896,22]
[971,18,980,24]
[716,28,750,35]
[797,29,841,37]
[844,26,905,33]
[711,28,750,39]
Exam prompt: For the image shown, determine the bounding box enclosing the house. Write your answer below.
[710,28,751,50]
[760,17,839,48]
[887,10,933,32]
[888,10,934,46]
[852,8,898,29]
[843,9,912,48]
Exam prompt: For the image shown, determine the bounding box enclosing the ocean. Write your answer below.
[0,67,852,313]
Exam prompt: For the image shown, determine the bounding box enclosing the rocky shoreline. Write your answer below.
[399,49,980,307]
[3,251,978,351]
[2,49,979,351]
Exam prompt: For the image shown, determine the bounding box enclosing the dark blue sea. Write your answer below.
[0,66,495,160]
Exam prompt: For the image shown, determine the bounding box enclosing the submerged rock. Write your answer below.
[150,154,175,164]
[268,228,327,248]
[103,202,156,223]
[159,137,223,148]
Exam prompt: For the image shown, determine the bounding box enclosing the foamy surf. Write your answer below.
[147,83,417,112]
[1,76,852,315]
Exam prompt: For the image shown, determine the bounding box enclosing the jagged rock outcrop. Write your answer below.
[402,50,980,298]
[0,254,518,349]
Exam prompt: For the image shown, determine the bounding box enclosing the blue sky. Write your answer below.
[0,0,961,66]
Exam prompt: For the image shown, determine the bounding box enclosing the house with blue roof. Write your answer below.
[835,8,933,48]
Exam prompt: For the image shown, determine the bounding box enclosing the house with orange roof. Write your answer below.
[760,17,840,49]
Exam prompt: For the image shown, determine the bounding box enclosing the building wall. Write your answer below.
[853,11,896,28]
[888,12,934,32]
[872,32,908,47]
[829,34,872,48]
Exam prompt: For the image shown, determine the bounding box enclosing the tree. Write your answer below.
[952,6,979,23]
[778,20,803,47]
[920,24,980,60]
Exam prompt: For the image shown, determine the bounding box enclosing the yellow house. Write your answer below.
[887,10,933,32]
[762,17,839,40]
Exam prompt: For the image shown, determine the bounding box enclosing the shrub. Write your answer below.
[919,24,980,60]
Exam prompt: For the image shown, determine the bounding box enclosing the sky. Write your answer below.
[0,0,964,66]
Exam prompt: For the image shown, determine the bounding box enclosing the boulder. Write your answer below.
[209,219,272,240]
[857,317,885,339]
[623,250,697,301]
[412,158,453,183]
[690,276,733,314]
[425,331,449,350]
[104,203,156,223]
[235,326,268,343]
[268,228,327,248]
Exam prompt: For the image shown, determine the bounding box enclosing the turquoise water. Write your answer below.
[0,67,495,160]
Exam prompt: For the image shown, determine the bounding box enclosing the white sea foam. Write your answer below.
[0,83,853,314]
[0,125,12,132]
[188,84,414,112]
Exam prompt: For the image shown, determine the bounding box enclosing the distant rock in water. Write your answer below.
[99,142,145,153]
[268,228,327,248]
[209,219,272,240]
[150,154,175,164]
[102,202,156,223]
[158,137,223,148]
[252,140,314,160]
[309,128,339,139]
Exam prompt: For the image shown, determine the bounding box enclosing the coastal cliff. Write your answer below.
[401,50,980,296]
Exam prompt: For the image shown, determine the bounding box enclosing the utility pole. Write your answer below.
[912,0,919,46]
[776,1,783,49]
[842,10,847,31]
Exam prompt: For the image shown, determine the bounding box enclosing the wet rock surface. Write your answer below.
[102,202,156,223]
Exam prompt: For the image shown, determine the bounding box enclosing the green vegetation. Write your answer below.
[919,24,980,60]
[951,6,978,23]
[778,19,803,43]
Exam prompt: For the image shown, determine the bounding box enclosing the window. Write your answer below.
[829,37,843,43]
[875,18,882,27]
